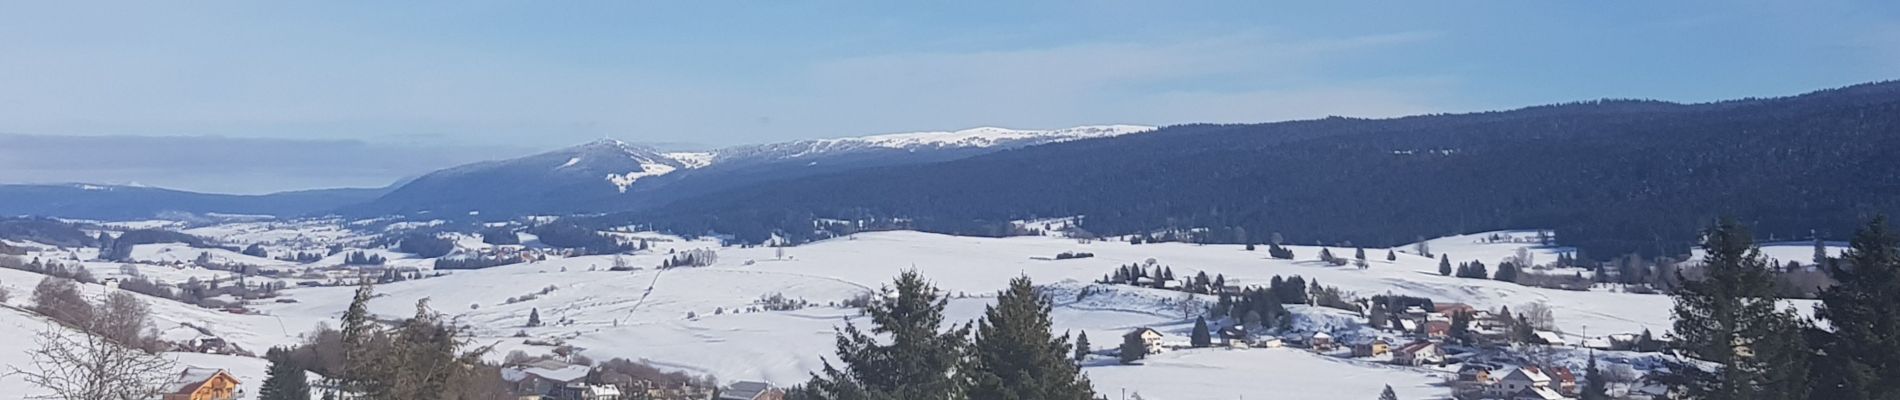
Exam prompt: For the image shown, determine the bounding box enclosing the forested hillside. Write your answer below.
[626,81,1900,260]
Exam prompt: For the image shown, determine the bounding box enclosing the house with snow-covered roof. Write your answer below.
[1531,331,1568,346]
[1510,386,1567,400]
[1489,366,1553,397]
[504,359,593,399]
[718,381,784,400]
[1391,341,1443,366]
[583,384,624,400]
[1125,327,1165,354]
[1218,326,1252,348]
[1308,331,1335,351]
[1351,338,1391,357]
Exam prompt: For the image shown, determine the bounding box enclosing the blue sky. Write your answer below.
[1,1,1896,192]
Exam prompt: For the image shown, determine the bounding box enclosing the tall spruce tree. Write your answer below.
[1073,331,1090,363]
[1813,216,1900,400]
[1118,332,1146,364]
[807,270,969,400]
[1438,255,1452,276]
[382,300,480,400]
[1665,218,1810,400]
[1379,384,1398,400]
[338,279,379,393]
[1190,316,1211,348]
[1580,353,1609,400]
[965,276,1095,400]
[260,347,311,400]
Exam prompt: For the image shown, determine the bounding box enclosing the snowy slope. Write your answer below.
[1086,348,1448,400]
[0,221,1768,398]
[232,229,1731,391]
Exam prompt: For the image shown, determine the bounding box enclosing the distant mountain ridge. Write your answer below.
[337,125,1155,217]
[0,125,1153,220]
[624,80,1900,260]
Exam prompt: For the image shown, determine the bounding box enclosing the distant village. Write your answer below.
[1094,246,1669,400]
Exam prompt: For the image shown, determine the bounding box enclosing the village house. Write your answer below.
[1125,327,1166,354]
[1456,364,1496,392]
[1434,303,1476,317]
[1256,337,1285,348]
[503,359,593,400]
[161,367,242,400]
[1390,341,1444,366]
[718,381,785,400]
[1510,386,1568,400]
[1218,326,1251,348]
[1309,331,1335,351]
[1351,339,1390,357]
[1544,366,1578,395]
[1531,331,1568,346]
[580,384,624,400]
[619,379,716,400]
[1424,319,1452,339]
[1489,366,1563,399]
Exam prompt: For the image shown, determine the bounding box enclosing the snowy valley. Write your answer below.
[0,216,1834,399]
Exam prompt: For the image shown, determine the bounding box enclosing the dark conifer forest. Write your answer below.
[622,81,1900,260]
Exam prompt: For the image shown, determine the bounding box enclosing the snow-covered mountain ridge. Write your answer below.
[700,124,1153,165]
[592,125,1153,191]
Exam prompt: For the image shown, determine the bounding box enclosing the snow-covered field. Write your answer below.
[0,219,1799,398]
[1087,349,1447,400]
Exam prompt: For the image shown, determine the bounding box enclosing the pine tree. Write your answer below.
[965,276,1095,400]
[1368,301,1389,329]
[1814,229,1829,267]
[383,300,480,400]
[1320,248,1335,262]
[260,347,311,400]
[1386,249,1396,261]
[1379,384,1398,400]
[527,308,542,327]
[1190,316,1211,348]
[339,279,378,392]
[1119,332,1147,364]
[1580,353,1609,400]
[1355,247,1366,261]
[1073,331,1090,363]
[1665,218,1809,400]
[1438,255,1452,276]
[1813,216,1900,400]
[1448,311,1472,343]
[807,270,969,400]
[1494,262,1518,282]
[1637,328,1659,352]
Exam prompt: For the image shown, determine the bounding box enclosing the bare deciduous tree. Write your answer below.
[11,325,176,400]
[31,278,91,326]
[1522,300,1558,332]
[93,292,163,352]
